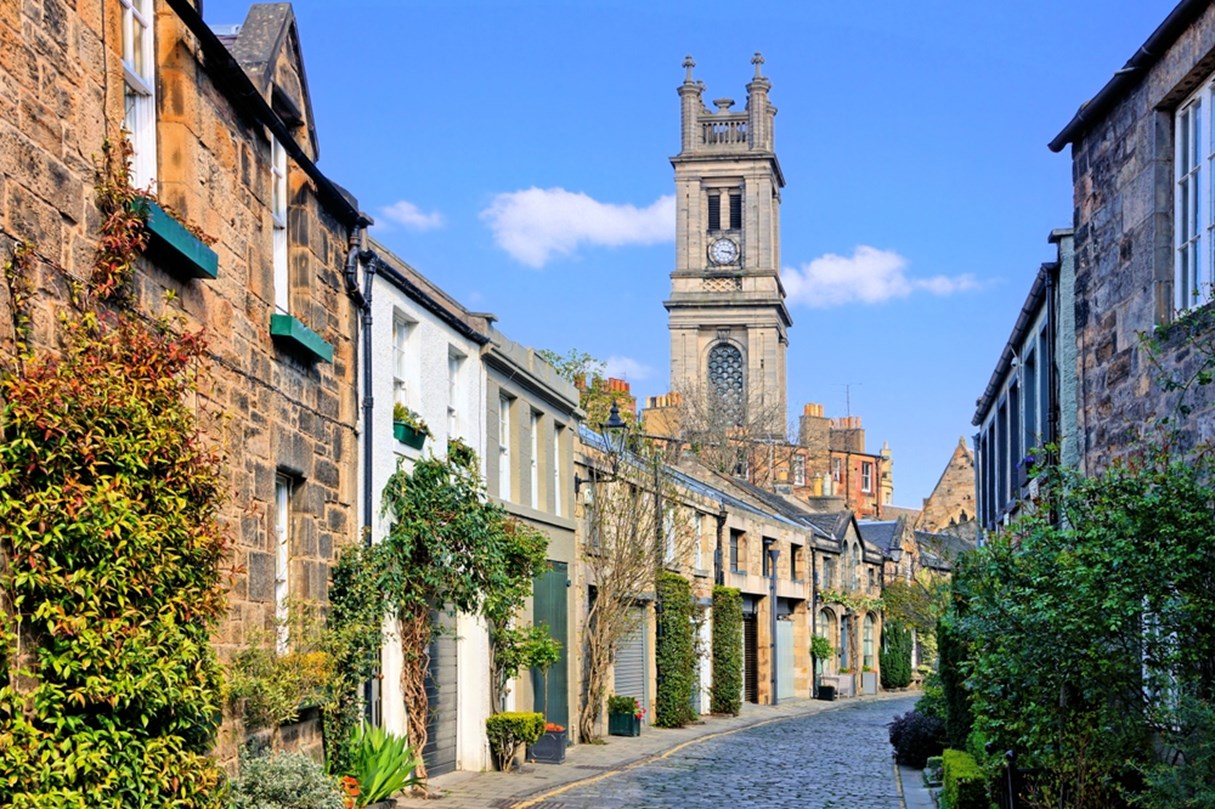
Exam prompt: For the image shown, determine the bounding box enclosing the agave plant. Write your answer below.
[346,724,423,807]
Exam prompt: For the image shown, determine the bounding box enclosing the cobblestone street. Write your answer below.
[524,695,915,809]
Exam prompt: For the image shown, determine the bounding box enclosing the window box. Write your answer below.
[608,712,641,737]
[393,421,427,450]
[527,729,567,764]
[270,313,333,363]
[136,198,218,280]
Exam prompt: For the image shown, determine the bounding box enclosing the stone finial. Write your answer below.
[751,51,765,78]
[683,55,696,83]
[713,97,735,112]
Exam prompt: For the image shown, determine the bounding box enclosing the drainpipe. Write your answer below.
[764,538,779,705]
[810,533,818,698]
[343,230,377,549]
[713,503,727,586]
[343,227,378,722]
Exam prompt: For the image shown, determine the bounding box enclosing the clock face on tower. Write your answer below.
[708,237,739,266]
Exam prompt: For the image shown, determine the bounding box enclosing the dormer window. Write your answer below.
[120,0,156,187]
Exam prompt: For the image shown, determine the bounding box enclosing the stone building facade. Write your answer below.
[1,0,368,759]
[1049,0,1215,470]
[666,54,790,437]
[972,231,1075,535]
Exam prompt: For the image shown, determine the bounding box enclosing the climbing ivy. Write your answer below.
[655,573,695,728]
[710,586,742,715]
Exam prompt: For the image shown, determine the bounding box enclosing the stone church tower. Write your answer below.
[665,54,791,436]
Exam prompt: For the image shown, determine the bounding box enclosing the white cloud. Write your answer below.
[379,200,444,231]
[782,246,979,308]
[480,187,675,268]
[604,355,655,381]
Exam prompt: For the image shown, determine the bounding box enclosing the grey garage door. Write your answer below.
[613,606,647,709]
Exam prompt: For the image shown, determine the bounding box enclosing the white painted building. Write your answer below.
[357,239,494,775]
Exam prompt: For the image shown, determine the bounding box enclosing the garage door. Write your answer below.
[776,619,794,700]
[423,611,457,776]
[743,612,759,704]
[613,606,647,708]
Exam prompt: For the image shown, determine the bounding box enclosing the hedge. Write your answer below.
[941,748,987,809]
[655,572,696,728]
[880,619,913,689]
[710,586,742,715]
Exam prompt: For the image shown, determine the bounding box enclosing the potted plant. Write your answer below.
[392,403,429,450]
[447,436,476,467]
[607,695,645,737]
[524,633,565,764]
[527,721,568,765]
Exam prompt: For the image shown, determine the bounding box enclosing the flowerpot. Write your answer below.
[527,730,567,764]
[817,684,836,701]
[608,712,641,737]
[394,421,426,449]
[365,801,398,809]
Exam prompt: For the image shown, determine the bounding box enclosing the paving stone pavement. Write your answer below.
[397,692,918,809]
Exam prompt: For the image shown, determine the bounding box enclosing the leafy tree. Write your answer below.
[376,454,548,777]
[537,348,617,427]
[956,456,1215,808]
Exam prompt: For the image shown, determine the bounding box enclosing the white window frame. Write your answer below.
[498,394,511,500]
[447,349,464,438]
[271,137,289,313]
[861,461,873,493]
[121,0,156,188]
[392,314,413,407]
[1175,77,1215,313]
[831,456,841,483]
[274,475,291,654]
[792,455,805,487]
[663,509,676,564]
[530,411,540,510]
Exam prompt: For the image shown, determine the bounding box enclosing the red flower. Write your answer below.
[545,722,565,732]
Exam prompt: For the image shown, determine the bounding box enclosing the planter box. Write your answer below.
[862,671,878,695]
[608,712,640,737]
[527,730,567,764]
[270,313,333,363]
[393,421,426,449]
[365,801,397,809]
[137,198,219,280]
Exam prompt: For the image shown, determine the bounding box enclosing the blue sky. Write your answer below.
[205,0,1176,506]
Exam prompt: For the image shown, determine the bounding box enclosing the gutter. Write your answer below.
[1048,0,1210,152]
[164,0,370,228]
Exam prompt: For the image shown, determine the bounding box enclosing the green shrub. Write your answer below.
[655,572,695,728]
[916,670,946,720]
[937,617,972,750]
[0,311,228,805]
[229,749,345,809]
[941,749,987,809]
[889,709,946,768]
[608,694,642,716]
[880,619,914,689]
[485,712,544,772]
[710,586,742,715]
[345,724,422,807]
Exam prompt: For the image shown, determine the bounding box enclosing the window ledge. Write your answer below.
[139,199,219,280]
[270,313,333,363]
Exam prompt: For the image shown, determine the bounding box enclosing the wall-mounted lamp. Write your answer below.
[575,400,630,493]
